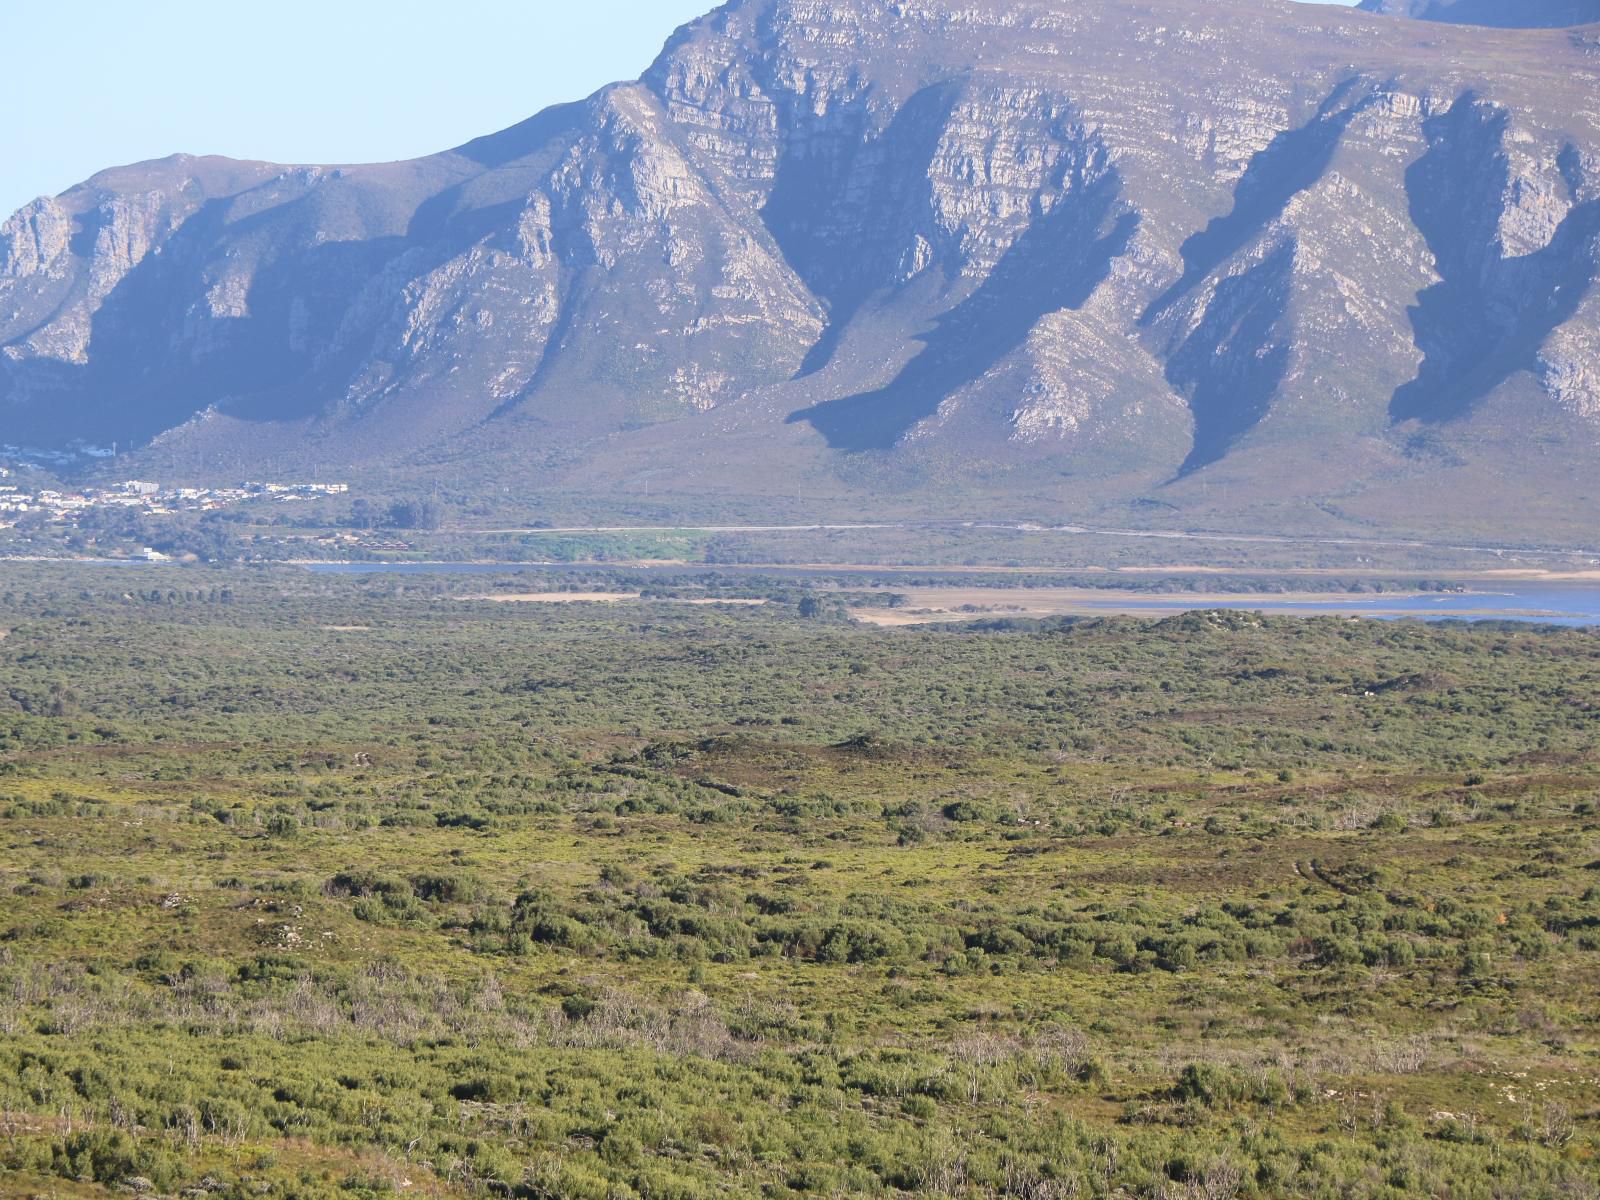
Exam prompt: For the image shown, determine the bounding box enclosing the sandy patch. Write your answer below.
[1472,568,1600,581]
[849,586,1432,625]
[321,625,372,632]
[468,592,640,603]
[462,593,768,607]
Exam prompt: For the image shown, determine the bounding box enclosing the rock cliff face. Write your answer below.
[2,0,1598,539]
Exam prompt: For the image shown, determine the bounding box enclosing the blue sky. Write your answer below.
[0,0,1360,222]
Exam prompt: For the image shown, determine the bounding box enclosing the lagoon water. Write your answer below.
[1048,587,1600,626]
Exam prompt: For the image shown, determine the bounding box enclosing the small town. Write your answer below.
[0,468,349,529]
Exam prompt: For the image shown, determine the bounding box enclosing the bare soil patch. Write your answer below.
[463,593,768,607]
[851,586,1425,625]
[468,592,640,603]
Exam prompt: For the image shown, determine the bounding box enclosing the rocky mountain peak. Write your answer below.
[1,0,1597,542]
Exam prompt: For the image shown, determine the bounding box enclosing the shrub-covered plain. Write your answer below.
[0,566,1596,1198]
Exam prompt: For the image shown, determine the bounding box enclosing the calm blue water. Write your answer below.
[1059,587,1600,626]
[302,563,1600,626]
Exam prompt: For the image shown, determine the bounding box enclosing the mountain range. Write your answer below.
[3,0,1598,540]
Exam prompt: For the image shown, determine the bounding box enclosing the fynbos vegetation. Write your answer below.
[0,565,1595,1197]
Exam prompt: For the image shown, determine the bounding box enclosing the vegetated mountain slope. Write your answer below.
[1358,0,1600,28]
[2,0,1598,540]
